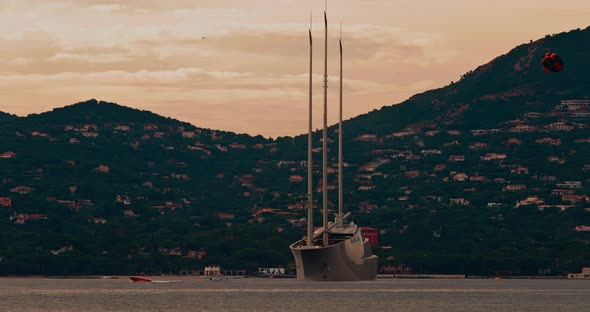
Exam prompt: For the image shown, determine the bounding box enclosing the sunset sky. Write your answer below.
[0,1,588,137]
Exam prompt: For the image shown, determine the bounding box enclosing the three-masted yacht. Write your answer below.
[289,10,378,282]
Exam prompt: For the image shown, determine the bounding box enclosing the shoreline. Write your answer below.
[0,274,573,280]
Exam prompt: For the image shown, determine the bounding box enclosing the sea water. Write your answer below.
[1,278,589,311]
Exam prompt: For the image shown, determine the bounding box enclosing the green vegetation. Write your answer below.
[1,27,590,276]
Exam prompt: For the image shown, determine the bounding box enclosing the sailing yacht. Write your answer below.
[289,11,378,282]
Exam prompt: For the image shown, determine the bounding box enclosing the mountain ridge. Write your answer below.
[0,26,589,276]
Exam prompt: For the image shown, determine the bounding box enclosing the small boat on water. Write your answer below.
[129,276,152,283]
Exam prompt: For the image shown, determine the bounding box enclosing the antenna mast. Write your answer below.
[322,9,329,246]
[338,26,343,228]
[306,22,314,246]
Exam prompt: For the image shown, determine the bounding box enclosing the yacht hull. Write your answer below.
[290,228,378,281]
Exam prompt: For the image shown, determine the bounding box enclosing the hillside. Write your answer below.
[0,112,18,124]
[1,27,590,276]
[340,26,590,136]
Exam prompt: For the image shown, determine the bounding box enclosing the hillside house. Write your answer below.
[124,210,137,217]
[255,208,278,216]
[218,213,235,220]
[236,174,254,187]
[187,146,211,155]
[453,173,468,181]
[159,248,182,256]
[93,218,107,224]
[434,164,447,171]
[556,99,590,111]
[482,153,507,161]
[469,143,488,150]
[76,200,94,209]
[31,131,49,137]
[538,205,574,212]
[389,130,415,138]
[81,132,99,138]
[96,165,111,173]
[144,124,158,131]
[12,213,47,224]
[354,134,378,142]
[509,125,537,132]
[0,197,12,207]
[116,195,132,205]
[358,202,378,213]
[536,138,562,145]
[114,125,131,131]
[552,189,575,196]
[547,155,564,163]
[57,200,76,209]
[516,196,544,207]
[503,184,527,191]
[51,245,73,255]
[556,181,582,189]
[471,129,494,136]
[511,167,530,174]
[547,122,573,131]
[450,198,470,206]
[0,151,16,158]
[360,158,390,172]
[421,149,442,155]
[572,113,590,119]
[289,175,304,183]
[171,173,189,180]
[11,186,34,194]
[185,250,207,260]
[562,195,590,204]
[182,131,196,138]
[287,202,306,211]
[506,138,523,145]
[444,140,460,147]
[449,155,465,162]
[229,143,247,149]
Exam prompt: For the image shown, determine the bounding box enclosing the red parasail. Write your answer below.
[542,52,564,73]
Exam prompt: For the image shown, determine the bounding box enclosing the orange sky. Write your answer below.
[0,0,588,137]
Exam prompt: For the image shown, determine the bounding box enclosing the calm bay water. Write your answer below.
[1,277,589,312]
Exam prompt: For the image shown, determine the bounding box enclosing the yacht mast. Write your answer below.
[322,9,329,246]
[306,25,314,246]
[337,28,343,228]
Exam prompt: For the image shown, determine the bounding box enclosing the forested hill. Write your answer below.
[0,112,18,124]
[334,26,590,138]
[0,27,589,276]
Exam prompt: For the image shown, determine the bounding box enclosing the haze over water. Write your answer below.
[2,278,589,312]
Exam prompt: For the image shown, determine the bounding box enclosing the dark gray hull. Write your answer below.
[290,228,378,281]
